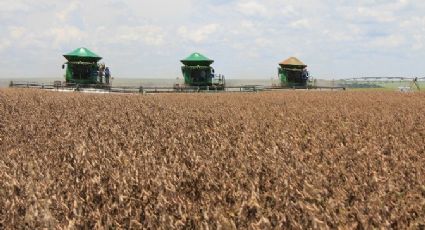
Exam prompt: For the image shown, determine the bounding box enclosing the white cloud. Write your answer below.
[355,7,395,23]
[9,27,26,39]
[368,34,406,48]
[0,39,11,52]
[0,1,30,13]
[113,26,165,46]
[255,38,272,47]
[178,24,219,43]
[237,1,268,17]
[55,1,80,22]
[289,19,311,29]
[47,26,85,47]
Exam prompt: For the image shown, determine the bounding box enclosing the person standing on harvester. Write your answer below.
[98,63,105,84]
[105,67,111,85]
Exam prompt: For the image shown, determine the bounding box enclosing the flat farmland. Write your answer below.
[0,89,424,229]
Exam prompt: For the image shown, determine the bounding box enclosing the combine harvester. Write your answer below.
[277,57,310,88]
[10,47,119,93]
[177,52,226,91]
[271,56,345,90]
[61,47,111,91]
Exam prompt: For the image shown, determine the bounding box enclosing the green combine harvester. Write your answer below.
[278,57,310,88]
[180,52,225,90]
[62,47,110,87]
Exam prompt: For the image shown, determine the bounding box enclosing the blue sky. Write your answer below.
[0,0,424,79]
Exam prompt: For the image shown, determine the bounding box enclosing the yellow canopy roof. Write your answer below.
[279,57,307,67]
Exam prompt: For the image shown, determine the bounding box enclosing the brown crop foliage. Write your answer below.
[0,89,425,229]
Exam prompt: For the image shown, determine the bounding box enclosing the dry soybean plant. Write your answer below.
[0,89,424,229]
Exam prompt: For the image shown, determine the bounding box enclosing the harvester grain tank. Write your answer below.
[180,52,225,90]
[278,57,309,88]
[62,47,110,87]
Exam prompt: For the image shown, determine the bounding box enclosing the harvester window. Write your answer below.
[191,70,209,83]
[286,70,303,84]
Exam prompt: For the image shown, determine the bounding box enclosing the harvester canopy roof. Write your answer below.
[279,57,307,68]
[64,47,102,63]
[181,52,214,66]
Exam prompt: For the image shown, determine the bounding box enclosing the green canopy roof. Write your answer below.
[181,52,214,66]
[63,47,102,63]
